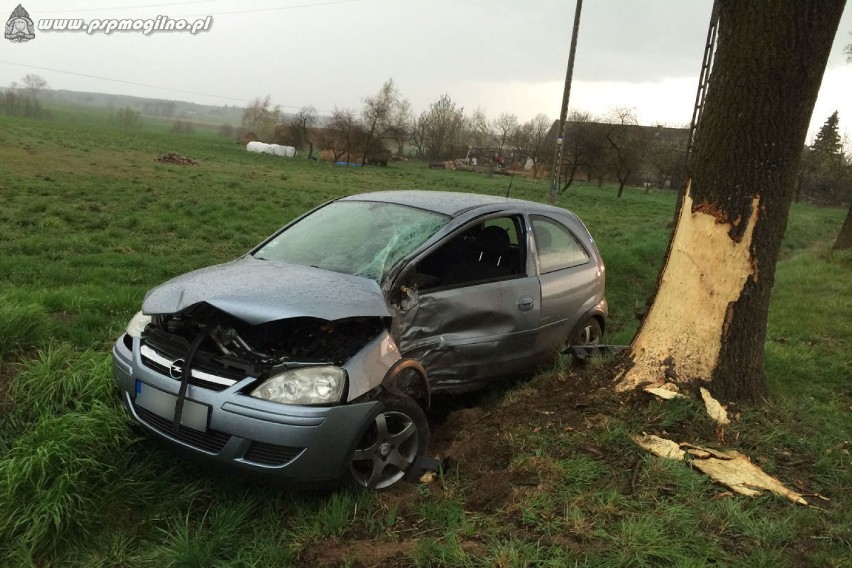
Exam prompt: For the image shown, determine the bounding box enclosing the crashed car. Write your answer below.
[113,190,606,489]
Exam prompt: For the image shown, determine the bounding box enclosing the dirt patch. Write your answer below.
[155,152,198,165]
[296,362,629,566]
[416,363,618,513]
[296,538,417,568]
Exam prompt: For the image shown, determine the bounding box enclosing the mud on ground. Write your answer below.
[297,360,625,567]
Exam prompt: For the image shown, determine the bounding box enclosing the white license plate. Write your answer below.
[135,380,209,432]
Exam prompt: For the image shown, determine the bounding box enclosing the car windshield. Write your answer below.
[253,200,449,281]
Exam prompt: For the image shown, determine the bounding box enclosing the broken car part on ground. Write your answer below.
[113,190,607,489]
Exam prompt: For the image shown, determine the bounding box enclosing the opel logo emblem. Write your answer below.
[170,358,185,380]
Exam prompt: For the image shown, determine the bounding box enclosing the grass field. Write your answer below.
[0,108,849,567]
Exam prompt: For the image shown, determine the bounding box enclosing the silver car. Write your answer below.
[113,190,606,489]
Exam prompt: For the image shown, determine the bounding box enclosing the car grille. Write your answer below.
[140,343,239,392]
[134,404,231,454]
[243,442,303,467]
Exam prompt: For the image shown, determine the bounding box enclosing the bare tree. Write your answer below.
[417,94,465,161]
[323,107,358,163]
[560,111,595,188]
[360,79,410,165]
[466,107,492,148]
[493,112,519,151]
[289,106,317,159]
[410,114,427,158]
[241,96,280,142]
[616,0,845,403]
[513,114,552,177]
[21,74,47,98]
[603,107,646,197]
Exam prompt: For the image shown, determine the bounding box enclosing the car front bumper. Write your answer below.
[112,334,380,484]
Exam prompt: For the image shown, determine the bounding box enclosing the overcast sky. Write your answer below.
[2,0,851,142]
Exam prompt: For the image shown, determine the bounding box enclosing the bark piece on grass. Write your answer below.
[700,387,730,425]
[688,449,808,505]
[631,434,686,460]
[645,383,686,400]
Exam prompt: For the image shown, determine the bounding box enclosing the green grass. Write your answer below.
[0,108,849,567]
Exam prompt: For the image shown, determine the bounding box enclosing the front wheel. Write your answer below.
[570,317,603,346]
[349,393,429,489]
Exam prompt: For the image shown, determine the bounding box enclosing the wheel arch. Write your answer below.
[381,358,431,411]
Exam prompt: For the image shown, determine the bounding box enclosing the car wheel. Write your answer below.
[349,393,429,490]
[570,317,603,346]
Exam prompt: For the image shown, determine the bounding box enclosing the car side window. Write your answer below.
[531,216,590,273]
[412,215,526,290]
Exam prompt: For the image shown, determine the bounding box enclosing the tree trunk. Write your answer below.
[616,0,844,403]
[617,180,626,198]
[834,204,852,250]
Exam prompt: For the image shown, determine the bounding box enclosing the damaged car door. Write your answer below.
[392,215,543,392]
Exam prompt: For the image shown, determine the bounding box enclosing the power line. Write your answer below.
[40,0,363,17]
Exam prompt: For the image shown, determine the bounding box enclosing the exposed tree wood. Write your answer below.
[617,0,846,403]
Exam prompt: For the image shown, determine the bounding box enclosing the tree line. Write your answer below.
[242,79,850,205]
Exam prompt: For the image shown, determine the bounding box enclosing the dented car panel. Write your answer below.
[394,278,544,389]
[113,190,606,486]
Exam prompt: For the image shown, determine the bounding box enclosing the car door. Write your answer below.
[391,215,542,391]
[530,214,599,352]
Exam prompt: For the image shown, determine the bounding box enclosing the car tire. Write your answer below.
[348,393,430,490]
[570,317,603,346]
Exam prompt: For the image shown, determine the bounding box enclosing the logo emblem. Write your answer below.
[5,4,35,43]
[169,358,185,380]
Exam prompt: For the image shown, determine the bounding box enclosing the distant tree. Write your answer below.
[466,107,492,148]
[800,111,850,204]
[388,98,411,156]
[493,112,518,151]
[560,111,595,188]
[324,107,359,163]
[513,113,552,177]
[241,96,280,142]
[603,107,646,197]
[360,79,410,165]
[418,94,465,161]
[812,111,841,155]
[113,107,140,129]
[410,114,427,158]
[1,77,49,118]
[646,127,689,189]
[290,106,317,159]
[21,74,47,98]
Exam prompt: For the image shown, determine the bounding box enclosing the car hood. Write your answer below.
[142,257,390,324]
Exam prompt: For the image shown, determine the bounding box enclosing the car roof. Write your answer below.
[339,190,571,218]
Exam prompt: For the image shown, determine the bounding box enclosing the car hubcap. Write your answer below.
[351,411,418,489]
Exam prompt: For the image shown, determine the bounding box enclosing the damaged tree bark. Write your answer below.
[617,0,846,403]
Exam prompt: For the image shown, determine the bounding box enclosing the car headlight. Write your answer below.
[126,311,152,338]
[251,366,347,405]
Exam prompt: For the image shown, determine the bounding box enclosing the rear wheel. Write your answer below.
[570,317,603,346]
[349,394,429,489]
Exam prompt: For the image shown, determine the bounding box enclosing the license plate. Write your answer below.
[135,380,209,432]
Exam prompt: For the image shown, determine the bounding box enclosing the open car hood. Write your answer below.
[142,257,390,324]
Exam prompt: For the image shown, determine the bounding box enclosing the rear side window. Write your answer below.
[531,216,590,273]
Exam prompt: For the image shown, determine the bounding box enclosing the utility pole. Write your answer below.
[548,0,583,204]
